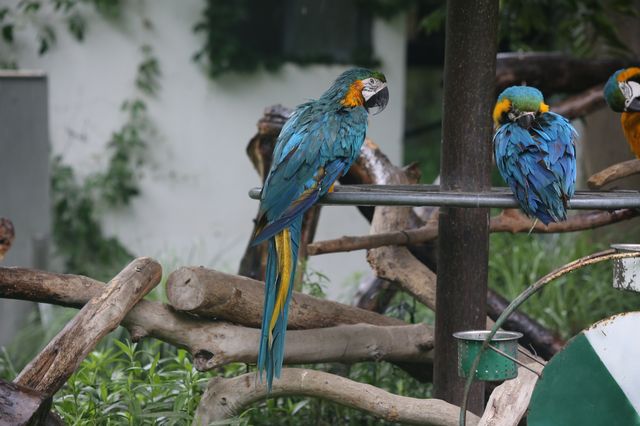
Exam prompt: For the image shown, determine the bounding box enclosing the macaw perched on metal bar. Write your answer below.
[492,86,577,224]
[250,68,389,389]
[604,67,640,158]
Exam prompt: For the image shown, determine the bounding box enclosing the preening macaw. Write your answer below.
[604,67,640,157]
[250,68,389,389]
[493,86,577,224]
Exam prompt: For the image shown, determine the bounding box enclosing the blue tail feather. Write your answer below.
[258,216,302,391]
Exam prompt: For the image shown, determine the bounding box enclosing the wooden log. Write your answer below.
[14,257,162,395]
[0,379,51,426]
[478,363,542,426]
[587,159,640,189]
[0,267,433,371]
[165,266,405,328]
[193,368,480,426]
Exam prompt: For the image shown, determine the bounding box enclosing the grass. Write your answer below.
[489,230,640,339]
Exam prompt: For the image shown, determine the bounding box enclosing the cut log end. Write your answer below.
[166,267,205,311]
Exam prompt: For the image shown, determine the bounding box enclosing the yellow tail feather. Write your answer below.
[268,228,292,345]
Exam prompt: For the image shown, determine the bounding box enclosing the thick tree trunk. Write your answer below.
[435,0,498,413]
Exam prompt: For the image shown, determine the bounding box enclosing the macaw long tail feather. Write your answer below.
[257,217,302,391]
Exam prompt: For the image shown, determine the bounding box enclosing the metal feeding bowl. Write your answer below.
[611,244,640,293]
[453,330,523,381]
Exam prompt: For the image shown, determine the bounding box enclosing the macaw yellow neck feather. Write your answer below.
[622,112,640,158]
[492,98,511,126]
[341,80,364,107]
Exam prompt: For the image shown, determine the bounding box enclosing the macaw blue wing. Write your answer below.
[494,111,576,224]
[252,104,367,245]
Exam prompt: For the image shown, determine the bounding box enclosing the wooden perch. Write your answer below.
[14,257,162,395]
[194,368,479,426]
[310,208,639,256]
[587,159,640,189]
[0,267,433,371]
[478,363,543,426]
[166,266,404,328]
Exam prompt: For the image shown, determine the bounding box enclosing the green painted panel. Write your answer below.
[529,333,640,426]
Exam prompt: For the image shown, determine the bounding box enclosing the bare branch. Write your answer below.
[194,368,479,426]
[551,84,605,120]
[587,159,640,189]
[15,257,162,395]
[309,208,638,256]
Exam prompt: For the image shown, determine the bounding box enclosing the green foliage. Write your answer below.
[136,45,161,97]
[53,339,214,424]
[0,1,115,59]
[90,99,154,207]
[497,0,638,56]
[193,0,382,78]
[490,231,640,339]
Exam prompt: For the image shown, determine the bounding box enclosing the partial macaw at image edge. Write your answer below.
[604,67,640,158]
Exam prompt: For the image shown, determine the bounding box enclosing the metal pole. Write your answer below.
[434,0,499,415]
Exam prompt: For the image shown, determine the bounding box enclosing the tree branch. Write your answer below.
[15,257,162,395]
[0,267,432,371]
[309,208,639,256]
[551,84,605,120]
[587,159,640,189]
[194,368,479,426]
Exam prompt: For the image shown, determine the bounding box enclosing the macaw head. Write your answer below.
[493,86,549,129]
[604,67,640,113]
[322,68,389,114]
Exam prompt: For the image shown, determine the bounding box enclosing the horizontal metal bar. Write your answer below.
[248,184,640,210]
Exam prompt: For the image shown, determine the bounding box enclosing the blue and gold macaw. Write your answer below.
[604,67,640,158]
[250,68,389,389]
[493,86,577,224]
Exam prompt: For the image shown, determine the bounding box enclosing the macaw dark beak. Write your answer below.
[365,85,389,115]
[515,112,535,129]
[626,97,640,112]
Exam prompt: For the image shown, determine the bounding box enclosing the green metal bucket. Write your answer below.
[453,330,523,381]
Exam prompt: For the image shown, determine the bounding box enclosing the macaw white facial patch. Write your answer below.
[619,81,640,110]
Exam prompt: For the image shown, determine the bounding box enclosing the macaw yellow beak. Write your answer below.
[364,83,389,115]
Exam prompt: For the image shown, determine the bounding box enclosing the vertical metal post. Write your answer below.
[434,0,498,414]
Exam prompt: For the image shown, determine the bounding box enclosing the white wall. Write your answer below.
[10,1,406,299]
